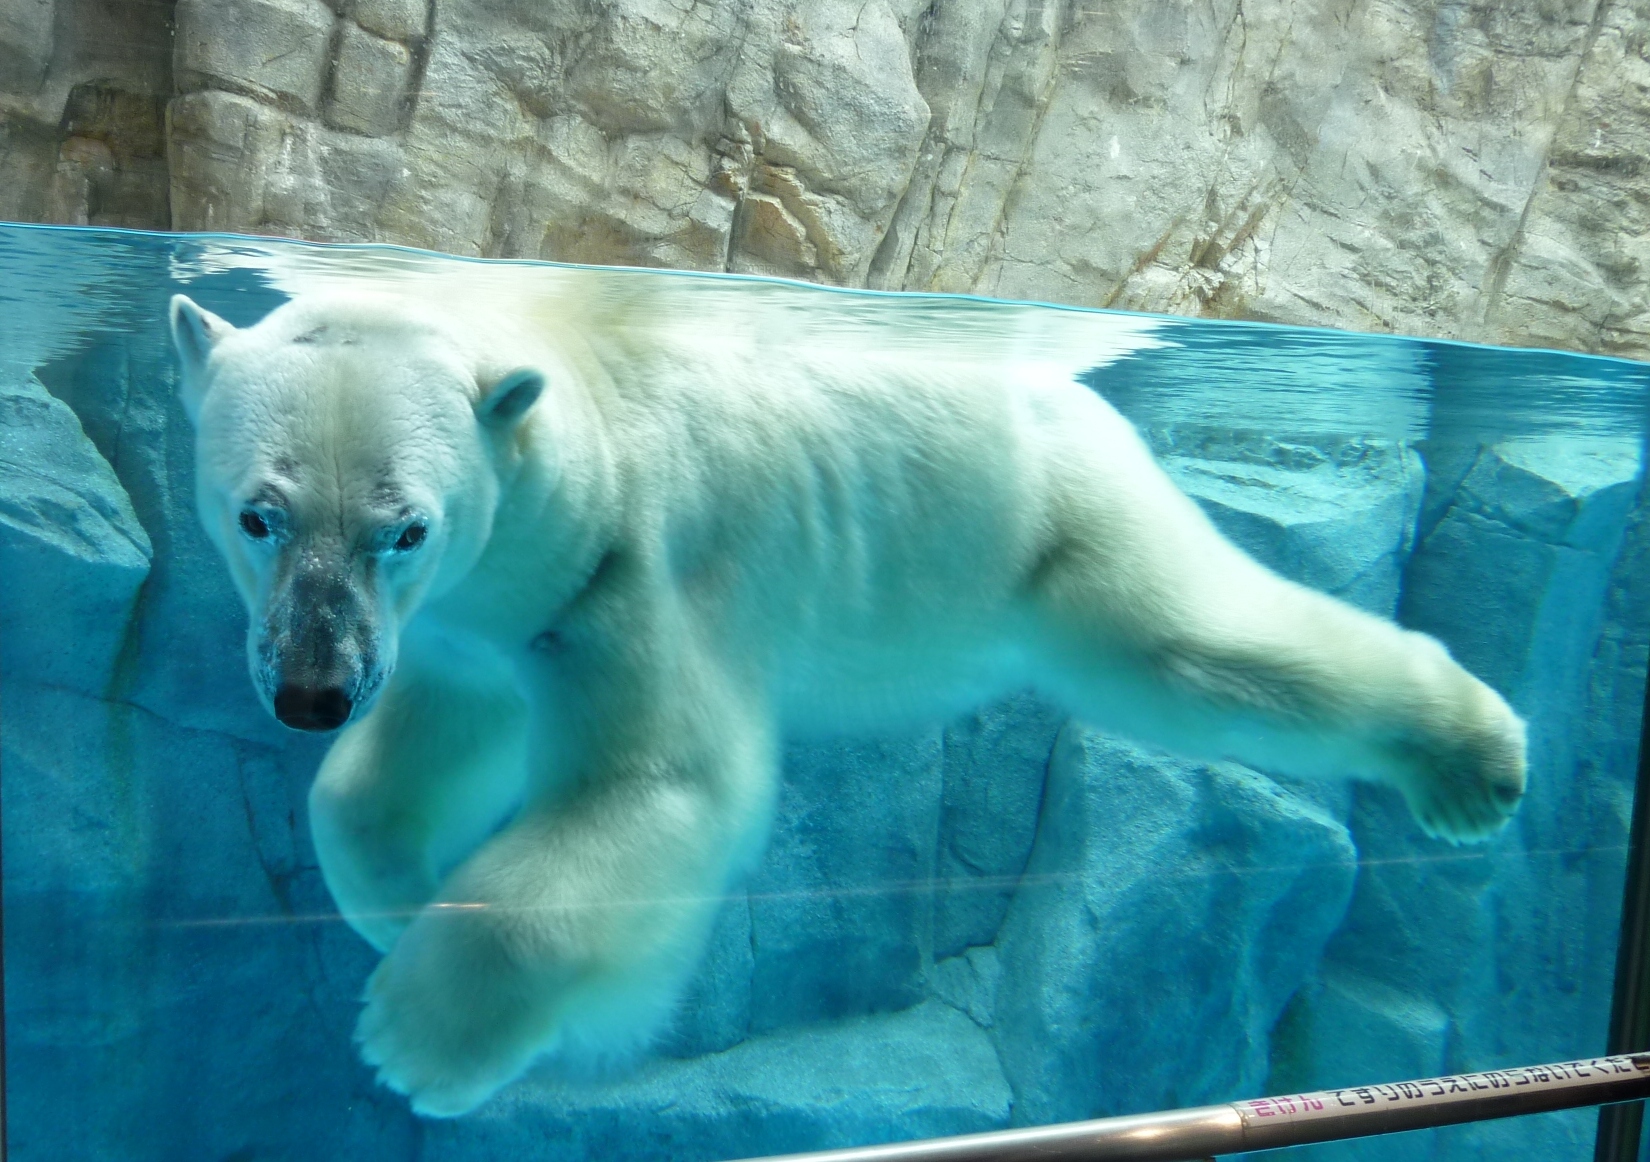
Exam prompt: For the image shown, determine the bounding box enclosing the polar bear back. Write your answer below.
[485,308,1193,734]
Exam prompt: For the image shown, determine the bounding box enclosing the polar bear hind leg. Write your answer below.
[1024,441,1526,844]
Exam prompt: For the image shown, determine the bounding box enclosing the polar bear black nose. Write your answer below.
[273,685,353,732]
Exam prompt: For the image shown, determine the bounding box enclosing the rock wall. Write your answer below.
[0,0,173,228]
[2,0,1649,358]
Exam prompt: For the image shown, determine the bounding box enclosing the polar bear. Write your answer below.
[169,278,1524,1118]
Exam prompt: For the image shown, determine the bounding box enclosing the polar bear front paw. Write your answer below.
[355,905,554,1118]
[1395,695,1527,845]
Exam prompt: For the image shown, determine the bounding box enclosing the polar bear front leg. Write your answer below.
[310,647,529,953]
[354,670,776,1117]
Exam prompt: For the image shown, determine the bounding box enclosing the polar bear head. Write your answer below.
[170,293,545,732]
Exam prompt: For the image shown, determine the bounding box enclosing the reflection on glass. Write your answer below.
[0,223,1645,1162]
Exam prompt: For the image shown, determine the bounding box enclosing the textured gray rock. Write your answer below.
[327,22,414,136]
[6,1,1650,358]
[353,0,427,43]
[174,0,336,115]
[0,0,52,94]
[0,0,172,228]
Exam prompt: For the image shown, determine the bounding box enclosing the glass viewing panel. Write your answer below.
[0,222,1646,1162]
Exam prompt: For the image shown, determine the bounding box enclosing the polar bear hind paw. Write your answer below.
[1396,707,1527,845]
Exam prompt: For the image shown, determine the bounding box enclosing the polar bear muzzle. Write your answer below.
[258,548,386,733]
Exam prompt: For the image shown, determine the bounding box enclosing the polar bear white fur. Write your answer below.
[169,274,1525,1118]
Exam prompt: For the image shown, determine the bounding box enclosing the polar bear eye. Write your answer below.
[393,522,428,552]
[239,509,271,540]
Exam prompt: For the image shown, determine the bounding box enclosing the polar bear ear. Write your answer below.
[169,295,236,423]
[477,367,546,429]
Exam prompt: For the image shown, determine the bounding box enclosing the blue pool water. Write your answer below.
[1,221,1647,1162]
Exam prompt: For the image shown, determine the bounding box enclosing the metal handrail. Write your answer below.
[740,1054,1650,1162]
